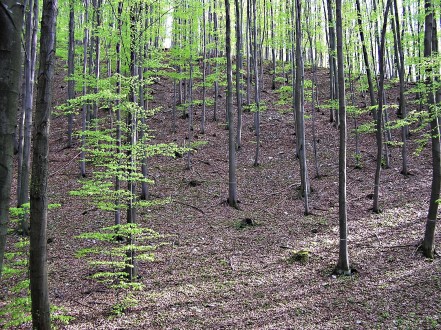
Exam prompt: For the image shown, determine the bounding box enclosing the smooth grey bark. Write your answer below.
[335,0,350,275]
[326,0,338,124]
[18,0,38,236]
[270,0,276,90]
[305,3,320,179]
[294,0,310,214]
[114,0,122,225]
[391,0,408,175]
[372,0,392,214]
[246,0,251,106]
[252,0,260,167]
[125,4,138,281]
[29,0,57,328]
[0,0,25,278]
[92,0,101,120]
[139,29,149,200]
[355,0,376,109]
[67,0,75,147]
[422,0,439,259]
[80,0,90,178]
[234,0,243,149]
[225,0,238,208]
[201,0,206,134]
[213,0,219,121]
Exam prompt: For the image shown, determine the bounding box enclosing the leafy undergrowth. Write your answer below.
[3,63,441,329]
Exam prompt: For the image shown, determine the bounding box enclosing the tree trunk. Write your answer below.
[18,0,39,235]
[29,0,57,328]
[80,0,90,178]
[335,0,350,275]
[201,0,207,134]
[421,0,439,259]
[252,0,261,167]
[67,0,75,147]
[391,0,408,175]
[372,0,392,214]
[327,0,338,124]
[234,0,243,149]
[0,0,25,278]
[225,0,238,208]
[294,0,310,214]
[355,0,376,109]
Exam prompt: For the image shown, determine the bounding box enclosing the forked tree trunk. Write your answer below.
[0,0,25,278]
[29,0,57,328]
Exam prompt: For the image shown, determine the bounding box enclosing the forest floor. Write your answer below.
[3,59,441,329]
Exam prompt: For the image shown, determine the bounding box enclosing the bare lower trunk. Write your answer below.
[335,0,350,275]
[30,1,57,328]
[0,0,25,278]
[422,0,439,258]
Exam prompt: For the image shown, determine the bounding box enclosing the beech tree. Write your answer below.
[372,0,392,214]
[0,0,25,278]
[225,0,238,208]
[29,0,58,327]
[335,0,350,275]
[421,0,439,259]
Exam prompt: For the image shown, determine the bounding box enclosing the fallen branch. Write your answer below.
[174,200,205,214]
[51,151,82,176]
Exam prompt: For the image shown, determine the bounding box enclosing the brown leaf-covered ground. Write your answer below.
[2,61,441,329]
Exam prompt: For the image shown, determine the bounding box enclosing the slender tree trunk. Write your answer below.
[335,0,350,275]
[246,0,251,106]
[422,0,439,258]
[18,0,39,235]
[294,0,310,214]
[114,0,123,225]
[252,0,260,167]
[391,0,408,175]
[271,0,276,90]
[213,0,219,121]
[125,4,138,281]
[373,0,392,214]
[80,0,90,178]
[355,0,376,109]
[0,0,25,278]
[92,0,101,120]
[67,0,75,147]
[29,0,57,328]
[201,0,207,134]
[327,0,338,124]
[225,0,238,208]
[234,0,243,149]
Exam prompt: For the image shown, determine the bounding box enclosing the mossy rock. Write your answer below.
[287,249,310,264]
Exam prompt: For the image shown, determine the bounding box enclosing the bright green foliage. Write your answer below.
[75,223,163,314]
[1,204,71,329]
[0,238,32,328]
